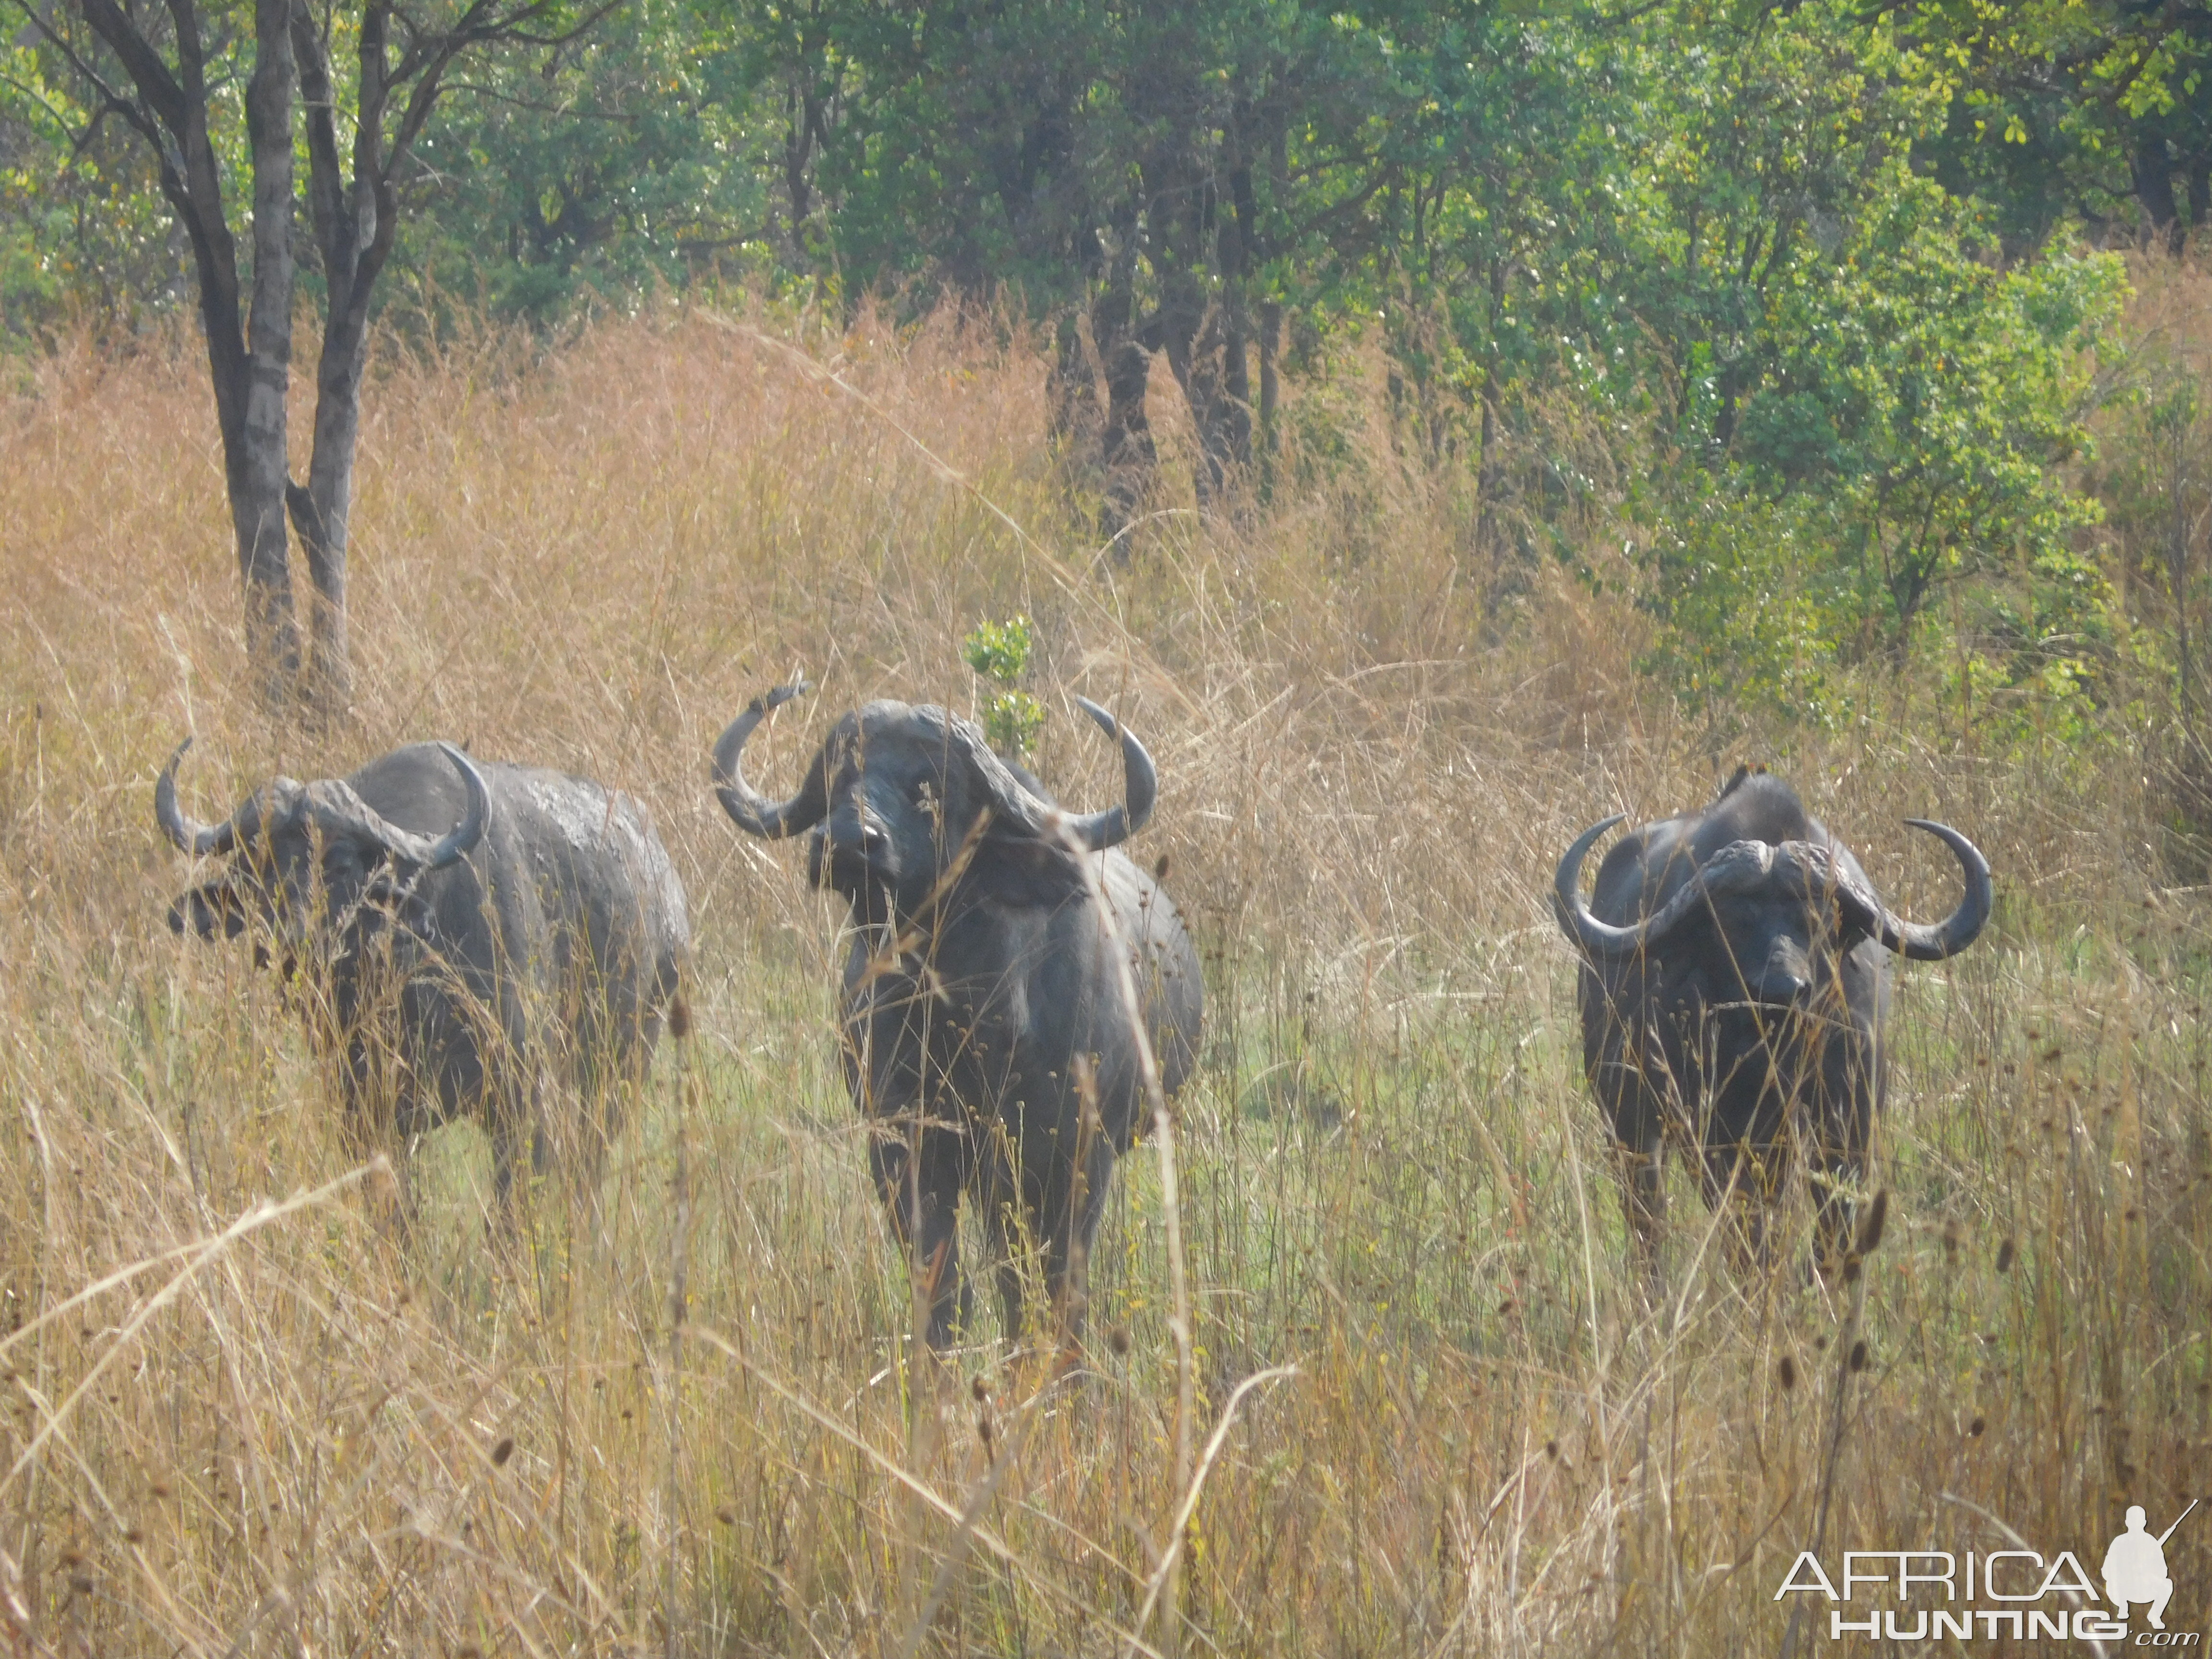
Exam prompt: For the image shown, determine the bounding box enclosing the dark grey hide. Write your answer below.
[713,686,1202,1349]
[1551,768,1991,1279]
[159,739,690,1204]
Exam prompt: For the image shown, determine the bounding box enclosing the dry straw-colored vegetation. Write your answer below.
[0,299,2204,1656]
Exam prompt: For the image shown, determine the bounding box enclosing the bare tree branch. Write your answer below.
[61,0,184,137]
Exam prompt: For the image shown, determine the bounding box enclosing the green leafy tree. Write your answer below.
[1741,169,2125,657]
[1,40,184,343]
[1894,0,2212,253]
[1640,162,2125,721]
[400,0,776,321]
[1637,488,1839,739]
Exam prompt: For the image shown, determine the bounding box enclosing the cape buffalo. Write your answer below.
[1551,767,1991,1280]
[711,685,1202,1350]
[158,738,690,1207]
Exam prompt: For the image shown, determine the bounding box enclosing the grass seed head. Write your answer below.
[1854,1189,1888,1256]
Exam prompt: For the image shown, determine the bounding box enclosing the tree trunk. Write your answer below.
[239,0,300,702]
[2189,147,2212,250]
[82,0,302,703]
[1211,168,1253,489]
[782,73,824,267]
[1217,293,1251,469]
[1258,300,1280,496]
[1477,256,1506,563]
[1094,270,1157,547]
[291,323,361,717]
[1169,300,1251,508]
[1048,311,1103,486]
[292,4,405,718]
[1154,259,1212,497]
[2134,124,2184,254]
[1157,286,1252,509]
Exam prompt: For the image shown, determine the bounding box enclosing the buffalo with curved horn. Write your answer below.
[159,738,690,1208]
[713,685,1202,1351]
[1551,766,1991,1280]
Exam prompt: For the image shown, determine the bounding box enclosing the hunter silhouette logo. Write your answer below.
[2107,1501,2197,1632]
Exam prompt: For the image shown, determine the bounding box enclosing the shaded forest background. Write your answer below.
[9,0,2212,833]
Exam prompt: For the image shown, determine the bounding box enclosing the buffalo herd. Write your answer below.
[155,692,1991,1346]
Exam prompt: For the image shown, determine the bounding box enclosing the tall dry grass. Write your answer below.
[0,297,2204,1656]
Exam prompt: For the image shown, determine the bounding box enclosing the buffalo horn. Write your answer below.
[156,738,240,857]
[712,682,827,839]
[1058,697,1158,852]
[1555,825,1832,958]
[1555,811,1991,964]
[315,743,490,869]
[1553,817,1795,959]
[1553,815,1648,957]
[1860,819,1992,961]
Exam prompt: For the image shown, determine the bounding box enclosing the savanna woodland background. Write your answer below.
[4,0,2212,1651]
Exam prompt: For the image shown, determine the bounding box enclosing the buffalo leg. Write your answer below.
[974,1116,1033,1343]
[871,1117,971,1348]
[980,1190,1027,1346]
[1807,1029,1876,1275]
[1592,1010,1673,1296]
[1699,1137,1779,1273]
[1613,1136,1666,1293]
[571,966,647,1201]
[1601,1080,1669,1295]
[337,1081,417,1241]
[487,1058,541,1238]
[1809,1182,1854,1276]
[1803,1147,1859,1277]
[1046,1136,1117,1349]
[484,1060,541,1231]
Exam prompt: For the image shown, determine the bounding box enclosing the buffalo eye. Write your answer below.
[325,841,374,883]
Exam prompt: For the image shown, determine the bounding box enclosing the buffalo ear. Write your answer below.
[361,871,440,942]
[971,826,1088,909]
[1828,881,1884,946]
[169,882,246,940]
[946,719,1052,836]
